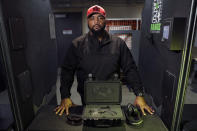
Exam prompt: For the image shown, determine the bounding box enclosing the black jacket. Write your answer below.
[60,31,144,99]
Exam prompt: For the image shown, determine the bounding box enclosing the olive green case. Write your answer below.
[82,80,125,126]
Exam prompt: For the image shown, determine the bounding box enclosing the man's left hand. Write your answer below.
[134,96,154,116]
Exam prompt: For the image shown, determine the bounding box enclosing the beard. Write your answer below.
[88,24,106,36]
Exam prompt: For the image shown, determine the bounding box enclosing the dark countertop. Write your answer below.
[28,105,168,131]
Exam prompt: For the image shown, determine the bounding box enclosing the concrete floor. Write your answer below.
[0,70,197,128]
[184,77,197,104]
[55,73,197,106]
[0,89,13,130]
[0,74,197,107]
[0,72,197,130]
[56,75,136,106]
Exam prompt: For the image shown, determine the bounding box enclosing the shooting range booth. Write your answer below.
[0,0,197,131]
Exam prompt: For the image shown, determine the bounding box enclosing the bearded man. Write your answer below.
[55,5,154,116]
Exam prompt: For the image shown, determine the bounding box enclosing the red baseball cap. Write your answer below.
[87,5,106,18]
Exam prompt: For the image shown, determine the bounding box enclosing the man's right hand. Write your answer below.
[54,98,73,116]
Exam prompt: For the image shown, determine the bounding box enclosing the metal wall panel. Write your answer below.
[139,0,192,129]
[2,0,58,106]
[1,0,58,130]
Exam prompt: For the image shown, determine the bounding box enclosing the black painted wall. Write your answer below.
[139,0,192,129]
[2,0,58,106]
[0,59,6,92]
[54,12,82,67]
[0,0,58,129]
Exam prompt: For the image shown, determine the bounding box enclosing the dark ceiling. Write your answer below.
[50,0,145,10]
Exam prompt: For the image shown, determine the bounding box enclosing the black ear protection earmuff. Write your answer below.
[66,114,83,126]
[125,103,143,127]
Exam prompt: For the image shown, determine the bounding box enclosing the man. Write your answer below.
[55,5,154,116]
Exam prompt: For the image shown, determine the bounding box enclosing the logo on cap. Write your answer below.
[87,5,106,18]
[93,6,100,12]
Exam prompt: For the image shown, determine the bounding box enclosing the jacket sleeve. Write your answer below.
[60,43,78,99]
[119,39,144,96]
